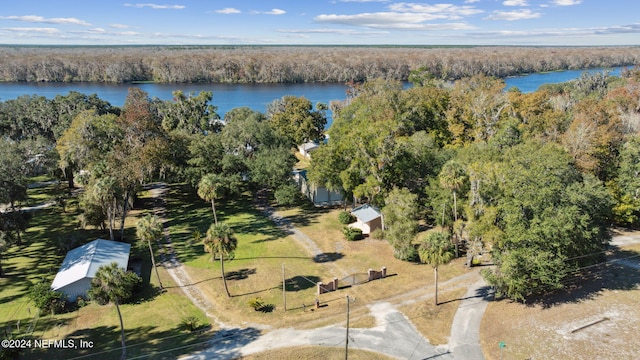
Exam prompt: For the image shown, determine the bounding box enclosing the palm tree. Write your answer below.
[203,222,238,298]
[419,231,455,305]
[88,262,141,360]
[438,160,466,222]
[136,214,164,289]
[197,173,225,225]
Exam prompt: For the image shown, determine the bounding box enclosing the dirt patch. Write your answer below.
[481,248,640,360]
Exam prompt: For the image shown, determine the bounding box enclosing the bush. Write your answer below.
[338,211,355,224]
[393,242,419,262]
[248,297,274,312]
[248,297,266,311]
[342,226,363,241]
[28,281,66,314]
[370,228,385,240]
[179,316,203,332]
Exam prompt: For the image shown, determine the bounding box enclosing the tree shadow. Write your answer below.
[285,275,321,292]
[23,322,226,360]
[226,268,257,281]
[523,247,640,308]
[313,252,344,263]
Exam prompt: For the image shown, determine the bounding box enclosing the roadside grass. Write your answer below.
[0,182,211,360]
[241,346,395,359]
[399,288,467,345]
[480,244,640,360]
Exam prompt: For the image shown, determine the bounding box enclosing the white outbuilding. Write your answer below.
[51,239,131,300]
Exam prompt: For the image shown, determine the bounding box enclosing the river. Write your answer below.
[0,67,625,121]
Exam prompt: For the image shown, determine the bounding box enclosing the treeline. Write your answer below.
[1,45,639,83]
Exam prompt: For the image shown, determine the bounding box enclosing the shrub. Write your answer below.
[179,316,202,332]
[370,228,385,240]
[393,242,419,262]
[342,226,363,241]
[248,297,274,312]
[28,281,66,314]
[338,211,355,224]
[248,297,266,311]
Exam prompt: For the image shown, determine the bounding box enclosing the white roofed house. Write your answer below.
[51,239,131,301]
[298,141,319,159]
[348,204,383,235]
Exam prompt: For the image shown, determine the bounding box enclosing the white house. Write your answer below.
[298,141,319,159]
[349,204,383,235]
[293,169,343,207]
[51,239,131,300]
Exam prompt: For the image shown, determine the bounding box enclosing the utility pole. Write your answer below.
[282,263,286,311]
[345,295,355,360]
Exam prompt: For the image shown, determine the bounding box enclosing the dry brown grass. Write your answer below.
[480,245,640,360]
[400,288,467,345]
[240,346,394,360]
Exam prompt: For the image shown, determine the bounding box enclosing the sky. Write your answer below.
[0,1,639,46]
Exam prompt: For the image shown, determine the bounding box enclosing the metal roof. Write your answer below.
[51,239,131,291]
[351,204,382,224]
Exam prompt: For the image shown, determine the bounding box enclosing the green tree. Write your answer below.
[197,173,241,225]
[155,90,220,134]
[88,262,141,360]
[136,214,164,289]
[419,231,455,305]
[267,96,327,146]
[203,222,238,298]
[438,160,467,222]
[248,145,296,190]
[382,188,419,261]
[480,141,612,301]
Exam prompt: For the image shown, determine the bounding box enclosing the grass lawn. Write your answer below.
[0,181,211,360]
[480,244,640,360]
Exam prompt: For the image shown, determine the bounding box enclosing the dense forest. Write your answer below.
[2,64,640,301]
[1,45,640,83]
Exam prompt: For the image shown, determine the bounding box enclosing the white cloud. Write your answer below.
[216,8,241,14]
[0,15,91,26]
[338,0,389,2]
[551,0,582,5]
[465,0,480,3]
[124,3,185,9]
[503,0,528,6]
[278,28,389,35]
[484,9,541,21]
[258,9,286,15]
[468,23,640,39]
[3,27,60,34]
[389,3,484,18]
[110,24,131,29]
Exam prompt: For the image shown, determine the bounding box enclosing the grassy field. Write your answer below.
[0,181,210,360]
[480,244,640,360]
[162,186,471,334]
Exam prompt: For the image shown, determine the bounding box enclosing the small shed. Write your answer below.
[293,170,343,207]
[349,204,383,235]
[51,239,131,300]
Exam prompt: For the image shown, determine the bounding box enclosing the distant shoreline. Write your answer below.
[0,45,637,84]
